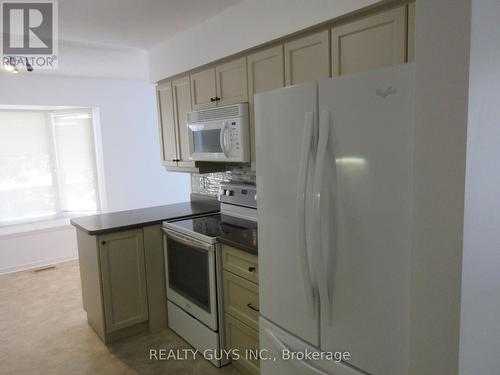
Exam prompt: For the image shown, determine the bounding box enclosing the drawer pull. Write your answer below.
[248,266,256,273]
[247,302,260,312]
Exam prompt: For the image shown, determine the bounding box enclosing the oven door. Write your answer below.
[188,120,230,161]
[162,228,218,330]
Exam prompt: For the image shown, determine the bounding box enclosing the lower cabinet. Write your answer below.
[98,229,149,333]
[226,314,260,375]
[222,244,260,375]
[77,225,167,344]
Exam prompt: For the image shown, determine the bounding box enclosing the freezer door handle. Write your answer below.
[312,109,331,321]
[297,111,316,318]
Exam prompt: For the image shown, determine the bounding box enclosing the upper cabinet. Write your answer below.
[247,45,284,168]
[172,75,195,169]
[216,57,248,106]
[156,81,177,168]
[284,29,330,86]
[331,6,407,76]
[190,57,248,110]
[157,76,224,173]
[190,68,217,110]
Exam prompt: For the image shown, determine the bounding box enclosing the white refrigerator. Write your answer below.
[255,64,415,375]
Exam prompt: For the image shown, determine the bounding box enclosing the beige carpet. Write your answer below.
[0,261,240,375]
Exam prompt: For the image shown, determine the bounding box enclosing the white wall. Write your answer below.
[0,225,77,274]
[0,73,190,273]
[148,0,380,81]
[47,40,149,81]
[410,1,471,374]
[459,0,500,373]
[11,40,148,81]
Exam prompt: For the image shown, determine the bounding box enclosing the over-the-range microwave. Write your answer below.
[187,103,250,162]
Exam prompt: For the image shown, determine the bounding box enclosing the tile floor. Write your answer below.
[0,261,241,375]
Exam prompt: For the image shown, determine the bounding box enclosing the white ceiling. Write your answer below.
[58,0,243,50]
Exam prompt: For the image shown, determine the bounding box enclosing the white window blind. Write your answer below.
[0,109,99,225]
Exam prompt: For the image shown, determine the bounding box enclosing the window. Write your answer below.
[0,108,100,225]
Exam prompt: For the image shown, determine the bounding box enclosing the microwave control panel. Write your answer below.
[227,121,242,157]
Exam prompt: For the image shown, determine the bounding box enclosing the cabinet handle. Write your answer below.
[210,97,216,102]
[215,97,221,101]
[248,266,256,273]
[101,240,106,245]
[247,302,260,312]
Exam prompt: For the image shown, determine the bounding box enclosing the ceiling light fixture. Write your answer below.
[2,56,34,73]
[25,58,33,72]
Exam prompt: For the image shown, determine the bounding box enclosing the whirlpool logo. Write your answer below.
[1,0,58,70]
[376,86,397,98]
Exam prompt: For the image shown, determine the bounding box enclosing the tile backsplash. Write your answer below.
[191,165,256,197]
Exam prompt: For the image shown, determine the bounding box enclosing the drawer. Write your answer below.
[222,245,259,284]
[225,313,260,375]
[223,271,259,330]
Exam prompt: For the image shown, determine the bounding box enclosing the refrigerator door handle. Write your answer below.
[266,330,328,375]
[312,109,331,320]
[297,111,316,318]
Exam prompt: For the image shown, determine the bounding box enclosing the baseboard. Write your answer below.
[0,254,78,275]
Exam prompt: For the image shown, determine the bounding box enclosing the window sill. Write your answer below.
[0,218,74,239]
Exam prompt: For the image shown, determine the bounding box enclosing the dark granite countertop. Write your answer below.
[70,200,220,235]
[218,227,258,256]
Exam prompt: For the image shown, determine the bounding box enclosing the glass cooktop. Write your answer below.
[168,213,256,239]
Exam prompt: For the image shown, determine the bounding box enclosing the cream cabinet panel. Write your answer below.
[99,229,149,333]
[216,57,248,106]
[157,82,178,167]
[332,6,406,76]
[143,224,167,332]
[223,271,260,331]
[247,45,284,167]
[225,314,260,375]
[407,2,416,62]
[284,29,330,86]
[222,245,259,284]
[172,75,195,168]
[190,67,217,110]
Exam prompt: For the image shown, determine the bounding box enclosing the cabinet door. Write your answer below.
[284,29,330,86]
[247,45,284,167]
[215,57,248,106]
[172,75,195,168]
[332,6,406,76]
[407,2,416,62]
[99,229,149,333]
[190,67,216,110]
[223,271,260,331]
[225,314,260,375]
[157,82,178,167]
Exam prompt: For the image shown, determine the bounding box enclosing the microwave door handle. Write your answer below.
[220,122,229,157]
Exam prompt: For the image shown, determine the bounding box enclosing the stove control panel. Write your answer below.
[218,184,257,208]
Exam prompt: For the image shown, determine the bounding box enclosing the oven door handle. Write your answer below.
[162,227,214,252]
